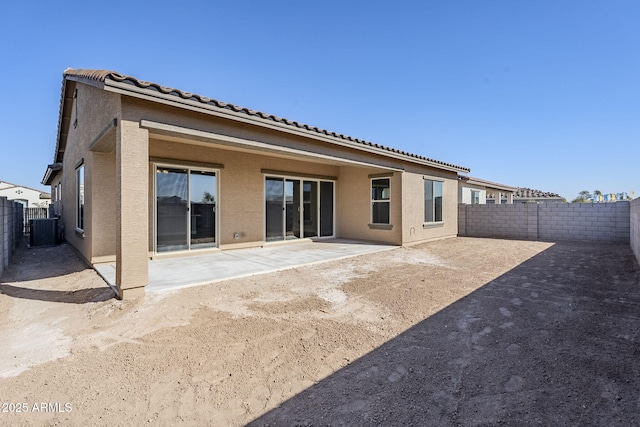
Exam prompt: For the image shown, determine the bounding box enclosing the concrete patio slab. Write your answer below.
[93,239,397,293]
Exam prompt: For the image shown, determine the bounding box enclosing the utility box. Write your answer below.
[29,218,58,247]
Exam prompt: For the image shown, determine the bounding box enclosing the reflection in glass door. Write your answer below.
[320,181,334,237]
[156,166,217,253]
[303,181,318,238]
[265,177,284,242]
[156,167,188,252]
[190,170,217,249]
[285,179,301,239]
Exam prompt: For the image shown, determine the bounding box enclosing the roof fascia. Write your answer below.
[42,168,53,185]
[462,176,517,192]
[55,80,74,163]
[42,165,62,186]
[64,75,107,90]
[106,80,469,174]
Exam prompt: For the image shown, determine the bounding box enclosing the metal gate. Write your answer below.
[23,207,48,234]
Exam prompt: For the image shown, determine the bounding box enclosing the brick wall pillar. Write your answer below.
[115,120,149,299]
[458,204,466,236]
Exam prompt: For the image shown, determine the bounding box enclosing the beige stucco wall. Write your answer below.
[58,82,121,264]
[91,151,117,260]
[336,167,402,244]
[401,169,459,245]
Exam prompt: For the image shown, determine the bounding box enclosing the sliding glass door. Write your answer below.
[156,166,217,253]
[189,170,217,249]
[265,177,284,242]
[303,181,318,238]
[319,181,334,237]
[265,176,333,242]
[156,167,189,252]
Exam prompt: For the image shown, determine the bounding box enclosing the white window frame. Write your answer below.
[471,190,480,205]
[76,164,84,232]
[424,178,443,224]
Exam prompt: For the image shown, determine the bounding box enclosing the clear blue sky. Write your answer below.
[1,1,638,200]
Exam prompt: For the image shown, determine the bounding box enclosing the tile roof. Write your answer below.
[515,187,563,199]
[58,68,470,173]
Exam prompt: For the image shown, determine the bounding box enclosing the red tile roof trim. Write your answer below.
[59,68,470,172]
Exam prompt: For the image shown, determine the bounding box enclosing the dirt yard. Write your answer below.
[0,237,638,426]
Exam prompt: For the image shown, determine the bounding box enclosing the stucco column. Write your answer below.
[507,193,514,204]
[115,120,149,299]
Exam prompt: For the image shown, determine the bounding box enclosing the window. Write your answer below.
[471,190,480,204]
[371,178,390,224]
[424,179,443,223]
[76,165,84,230]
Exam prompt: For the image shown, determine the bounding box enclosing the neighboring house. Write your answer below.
[458,175,517,204]
[512,187,565,203]
[0,181,51,208]
[598,192,634,202]
[42,69,471,299]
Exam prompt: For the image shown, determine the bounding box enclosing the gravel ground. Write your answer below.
[0,237,638,426]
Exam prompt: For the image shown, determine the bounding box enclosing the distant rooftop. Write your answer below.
[0,180,51,198]
[486,187,563,200]
[515,187,563,199]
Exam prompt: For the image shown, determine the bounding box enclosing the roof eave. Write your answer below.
[458,175,517,192]
[42,163,63,186]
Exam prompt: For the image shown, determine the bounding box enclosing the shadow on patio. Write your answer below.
[248,241,640,426]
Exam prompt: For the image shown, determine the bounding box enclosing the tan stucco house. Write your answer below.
[42,69,470,299]
[458,176,517,205]
[0,181,51,208]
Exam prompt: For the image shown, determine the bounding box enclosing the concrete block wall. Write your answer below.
[459,202,630,243]
[631,198,640,264]
[538,202,630,242]
[1,197,21,276]
[460,203,537,240]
